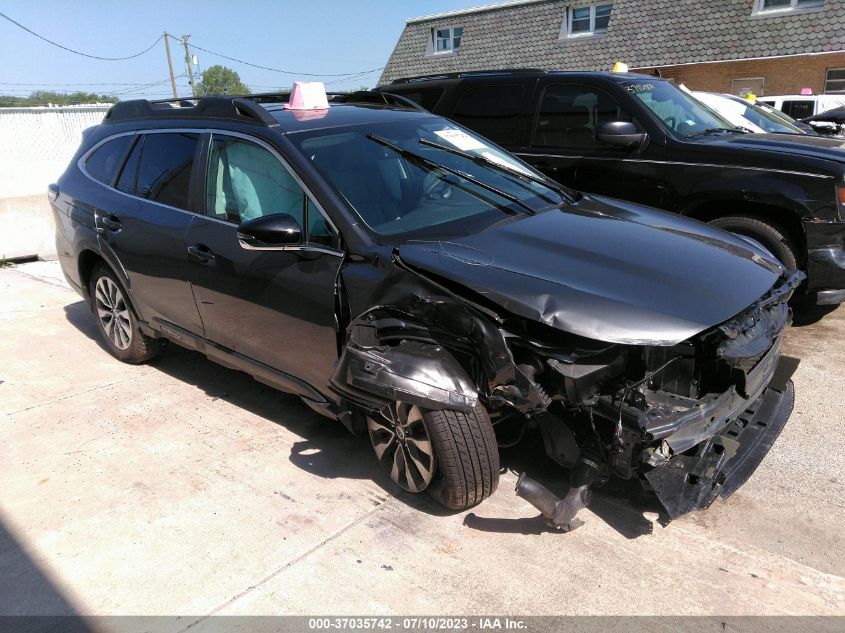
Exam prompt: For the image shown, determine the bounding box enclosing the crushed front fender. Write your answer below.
[330,338,478,413]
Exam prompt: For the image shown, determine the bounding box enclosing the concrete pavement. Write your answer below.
[1,261,844,622]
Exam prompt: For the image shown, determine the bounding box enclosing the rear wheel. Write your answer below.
[88,264,164,364]
[709,215,798,271]
[368,401,499,510]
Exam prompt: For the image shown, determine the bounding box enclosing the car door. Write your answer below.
[185,131,343,396]
[95,131,204,335]
[519,81,665,207]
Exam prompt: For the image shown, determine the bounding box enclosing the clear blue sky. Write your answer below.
[0,0,474,99]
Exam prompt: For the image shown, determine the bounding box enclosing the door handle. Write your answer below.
[97,214,122,234]
[187,243,216,265]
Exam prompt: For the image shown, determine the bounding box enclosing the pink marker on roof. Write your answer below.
[284,81,330,110]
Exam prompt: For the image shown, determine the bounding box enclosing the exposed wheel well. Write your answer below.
[77,250,106,296]
[682,200,807,269]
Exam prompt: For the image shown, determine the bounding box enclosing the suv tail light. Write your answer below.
[837,183,845,220]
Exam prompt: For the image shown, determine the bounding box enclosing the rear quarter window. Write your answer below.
[85,136,133,185]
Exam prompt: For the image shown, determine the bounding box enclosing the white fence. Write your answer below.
[0,106,109,198]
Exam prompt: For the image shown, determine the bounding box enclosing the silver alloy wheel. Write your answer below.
[368,401,436,493]
[94,276,132,351]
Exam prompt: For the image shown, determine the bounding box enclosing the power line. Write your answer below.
[0,11,162,61]
[0,80,182,87]
[326,69,384,85]
[111,76,186,95]
[172,35,383,78]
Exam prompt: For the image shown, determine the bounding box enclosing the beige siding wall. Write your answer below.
[0,106,108,259]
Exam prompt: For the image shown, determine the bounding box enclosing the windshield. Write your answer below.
[727,97,804,134]
[289,118,567,237]
[624,80,735,138]
[692,92,764,132]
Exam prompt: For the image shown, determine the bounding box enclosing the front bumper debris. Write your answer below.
[645,378,795,519]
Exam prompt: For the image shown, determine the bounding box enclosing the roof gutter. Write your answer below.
[407,0,548,24]
[632,48,845,71]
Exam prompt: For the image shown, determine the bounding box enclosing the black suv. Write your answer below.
[378,70,845,305]
[51,93,800,529]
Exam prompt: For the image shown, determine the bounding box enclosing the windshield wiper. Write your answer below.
[686,127,748,139]
[366,133,535,214]
[417,138,575,204]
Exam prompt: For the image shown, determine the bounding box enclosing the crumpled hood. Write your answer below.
[397,196,784,346]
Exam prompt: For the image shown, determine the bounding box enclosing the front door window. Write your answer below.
[205,134,339,248]
[533,84,630,148]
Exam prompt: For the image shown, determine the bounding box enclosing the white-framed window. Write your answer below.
[825,68,845,94]
[565,3,612,38]
[432,26,463,53]
[753,0,824,16]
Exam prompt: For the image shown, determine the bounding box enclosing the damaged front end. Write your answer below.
[330,244,803,529]
[511,269,803,526]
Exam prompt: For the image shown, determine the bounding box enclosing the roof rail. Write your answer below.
[103,96,279,127]
[388,69,547,84]
[329,90,427,111]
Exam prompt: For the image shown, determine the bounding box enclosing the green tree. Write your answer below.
[197,65,249,96]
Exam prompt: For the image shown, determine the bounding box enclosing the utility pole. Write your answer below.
[163,32,178,99]
[181,34,196,97]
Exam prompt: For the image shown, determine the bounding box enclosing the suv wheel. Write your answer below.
[89,264,164,364]
[367,401,499,510]
[709,216,798,271]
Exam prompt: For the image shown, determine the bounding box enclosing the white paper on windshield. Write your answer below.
[434,129,487,151]
[479,151,534,176]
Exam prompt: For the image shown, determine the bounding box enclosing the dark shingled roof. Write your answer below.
[379,0,845,85]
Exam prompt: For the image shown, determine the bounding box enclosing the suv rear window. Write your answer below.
[452,84,525,146]
[781,100,814,119]
[85,136,133,185]
[135,133,199,209]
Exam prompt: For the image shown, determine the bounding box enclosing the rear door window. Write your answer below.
[115,136,142,194]
[451,84,526,146]
[135,132,200,209]
[85,136,133,185]
[781,100,814,119]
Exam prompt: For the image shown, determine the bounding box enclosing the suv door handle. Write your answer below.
[187,243,216,265]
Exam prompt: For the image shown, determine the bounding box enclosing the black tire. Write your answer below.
[88,264,164,364]
[425,403,500,510]
[367,401,499,510]
[709,215,798,271]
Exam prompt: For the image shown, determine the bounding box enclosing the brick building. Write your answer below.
[379,0,845,97]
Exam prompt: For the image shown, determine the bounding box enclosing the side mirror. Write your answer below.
[595,121,647,149]
[237,213,302,250]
